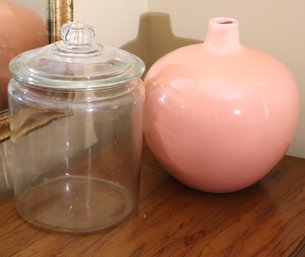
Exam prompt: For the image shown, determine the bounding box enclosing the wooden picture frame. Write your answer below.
[47,0,74,43]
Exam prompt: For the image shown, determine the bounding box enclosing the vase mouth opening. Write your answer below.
[205,17,241,51]
[211,17,238,26]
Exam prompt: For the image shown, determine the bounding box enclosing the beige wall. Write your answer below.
[8,0,305,158]
[74,0,147,47]
[74,0,148,65]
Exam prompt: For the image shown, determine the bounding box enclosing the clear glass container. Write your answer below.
[8,22,145,233]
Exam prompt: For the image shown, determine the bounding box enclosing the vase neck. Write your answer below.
[204,18,241,52]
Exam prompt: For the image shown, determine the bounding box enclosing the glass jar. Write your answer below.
[8,22,145,233]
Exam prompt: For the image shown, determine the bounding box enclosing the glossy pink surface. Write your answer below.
[0,0,47,110]
[144,18,299,192]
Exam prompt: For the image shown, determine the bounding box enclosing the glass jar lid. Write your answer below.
[9,22,145,90]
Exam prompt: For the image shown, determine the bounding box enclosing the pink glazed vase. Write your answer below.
[144,17,299,193]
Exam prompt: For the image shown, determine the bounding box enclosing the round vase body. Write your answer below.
[0,0,47,110]
[144,18,299,193]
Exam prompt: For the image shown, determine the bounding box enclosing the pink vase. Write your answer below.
[144,17,299,193]
[0,0,47,110]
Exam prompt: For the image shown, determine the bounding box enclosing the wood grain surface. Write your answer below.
[1,144,305,257]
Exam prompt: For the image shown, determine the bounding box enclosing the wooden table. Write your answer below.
[1,144,305,257]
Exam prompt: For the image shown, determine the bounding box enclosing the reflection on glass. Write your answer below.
[47,0,74,43]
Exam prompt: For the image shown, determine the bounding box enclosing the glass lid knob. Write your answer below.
[61,22,95,48]
[54,22,102,55]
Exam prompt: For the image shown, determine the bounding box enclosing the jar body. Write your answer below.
[8,79,144,232]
